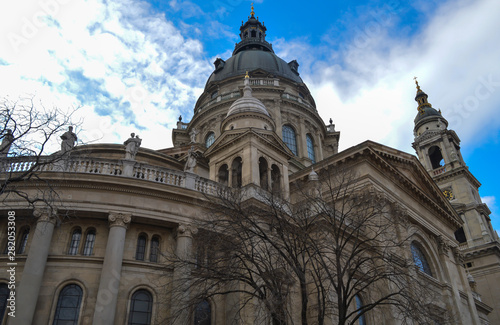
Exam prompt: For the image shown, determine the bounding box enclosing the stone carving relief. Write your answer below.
[108,212,132,228]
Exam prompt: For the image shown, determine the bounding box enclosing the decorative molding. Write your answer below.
[108,212,132,229]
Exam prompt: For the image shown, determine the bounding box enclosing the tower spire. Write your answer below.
[251,3,255,17]
[413,77,434,114]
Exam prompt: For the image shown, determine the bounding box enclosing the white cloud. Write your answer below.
[0,0,212,152]
[275,0,500,154]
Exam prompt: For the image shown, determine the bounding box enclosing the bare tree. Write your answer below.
[0,96,80,211]
[167,167,453,325]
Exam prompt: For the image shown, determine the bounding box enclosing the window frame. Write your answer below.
[282,125,298,156]
[52,284,83,325]
[68,228,82,255]
[135,234,147,261]
[411,242,433,276]
[82,229,96,256]
[306,134,316,163]
[128,289,153,325]
[17,227,30,254]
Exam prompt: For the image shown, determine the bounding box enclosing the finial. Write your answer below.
[251,2,255,17]
[245,71,249,79]
[329,118,333,124]
[414,76,421,91]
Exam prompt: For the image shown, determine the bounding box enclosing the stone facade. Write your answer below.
[0,10,498,325]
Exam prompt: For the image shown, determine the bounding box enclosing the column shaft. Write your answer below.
[12,208,56,325]
[92,213,131,325]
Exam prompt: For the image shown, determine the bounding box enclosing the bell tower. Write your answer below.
[412,79,500,323]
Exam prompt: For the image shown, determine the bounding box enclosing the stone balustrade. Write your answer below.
[1,156,223,195]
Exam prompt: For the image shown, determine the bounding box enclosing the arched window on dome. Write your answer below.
[271,164,281,193]
[0,283,8,322]
[259,157,268,190]
[231,157,242,188]
[68,228,82,255]
[218,164,229,186]
[83,229,96,256]
[282,125,298,156]
[128,289,153,325]
[355,294,367,325]
[205,132,215,148]
[411,242,433,276]
[194,299,211,325]
[53,284,83,325]
[136,234,147,261]
[17,227,30,254]
[306,134,316,163]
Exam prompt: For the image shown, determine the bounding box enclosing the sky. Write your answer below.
[1,0,499,231]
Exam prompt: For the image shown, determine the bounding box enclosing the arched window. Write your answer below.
[149,237,160,263]
[83,229,96,256]
[194,300,211,325]
[205,132,215,148]
[0,283,8,321]
[17,227,30,254]
[282,125,298,155]
[128,289,153,325]
[411,242,433,276]
[355,295,367,325]
[68,229,82,255]
[53,284,83,325]
[271,164,281,193]
[231,157,242,188]
[218,164,228,186]
[136,235,147,261]
[428,146,444,169]
[306,134,316,163]
[259,157,269,190]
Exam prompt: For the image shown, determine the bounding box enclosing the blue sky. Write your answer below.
[1,0,499,231]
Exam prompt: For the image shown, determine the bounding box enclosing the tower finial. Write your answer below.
[251,2,255,17]
[413,76,421,91]
[245,71,249,79]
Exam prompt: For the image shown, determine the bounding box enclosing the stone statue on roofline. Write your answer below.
[189,128,198,143]
[124,132,142,160]
[0,129,14,157]
[60,126,77,153]
[184,146,197,173]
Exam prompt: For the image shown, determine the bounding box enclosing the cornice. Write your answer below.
[433,166,481,188]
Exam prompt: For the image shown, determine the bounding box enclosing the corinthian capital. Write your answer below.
[108,212,132,228]
[176,223,198,238]
[33,205,58,224]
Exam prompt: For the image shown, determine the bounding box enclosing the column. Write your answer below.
[92,212,131,325]
[12,206,57,325]
[171,224,197,325]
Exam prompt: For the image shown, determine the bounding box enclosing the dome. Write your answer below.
[414,106,441,124]
[207,50,303,87]
[227,78,269,117]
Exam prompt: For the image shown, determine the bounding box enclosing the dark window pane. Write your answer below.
[0,283,8,321]
[83,230,96,256]
[149,237,159,262]
[411,242,433,276]
[194,300,211,325]
[205,132,215,148]
[282,125,297,155]
[68,229,81,255]
[306,134,316,163]
[18,228,30,254]
[53,284,83,325]
[136,235,146,261]
[128,290,152,325]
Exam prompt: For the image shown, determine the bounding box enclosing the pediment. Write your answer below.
[204,128,293,160]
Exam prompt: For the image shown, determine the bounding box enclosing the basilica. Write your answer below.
[1,7,499,325]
